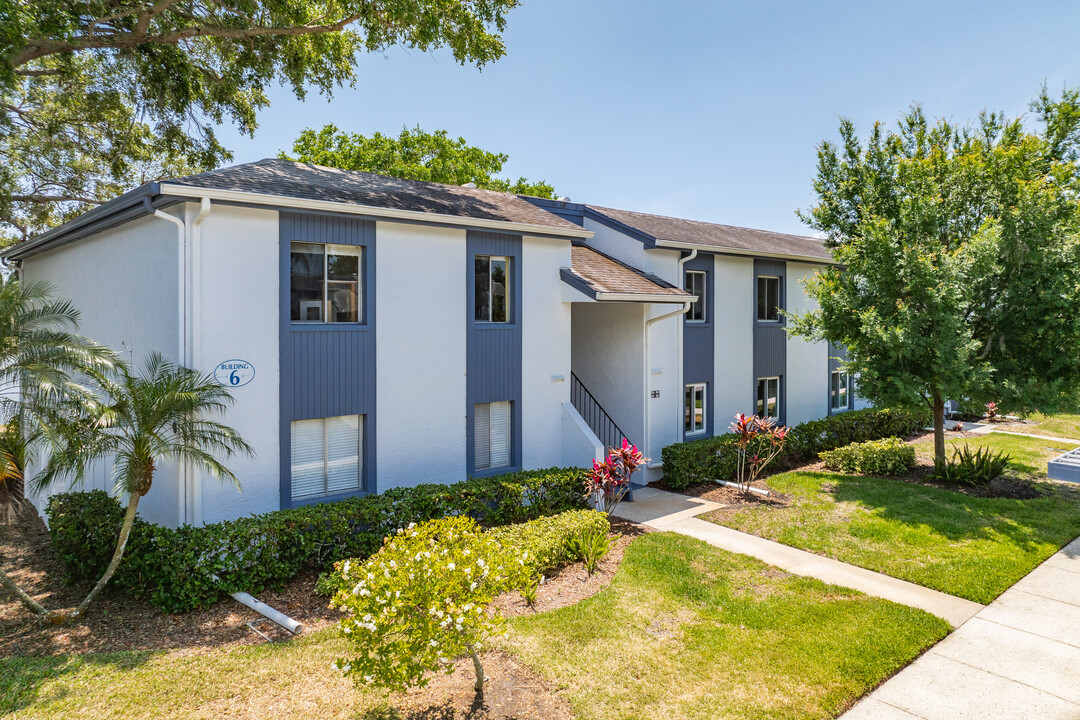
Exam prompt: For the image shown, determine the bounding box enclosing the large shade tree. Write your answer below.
[283,124,557,198]
[0,0,521,243]
[790,87,1080,464]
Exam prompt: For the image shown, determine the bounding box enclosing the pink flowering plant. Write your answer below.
[327,516,530,693]
[986,401,999,422]
[729,413,788,495]
[585,438,648,514]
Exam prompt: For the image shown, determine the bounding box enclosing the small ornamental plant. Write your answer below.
[729,413,788,495]
[585,439,647,514]
[986,401,999,423]
[328,516,530,693]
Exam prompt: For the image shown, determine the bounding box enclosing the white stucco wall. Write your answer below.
[713,255,755,421]
[582,219,682,284]
[195,204,280,525]
[561,403,604,467]
[570,302,645,448]
[786,262,830,426]
[19,212,182,526]
[521,235,572,470]
[375,221,468,490]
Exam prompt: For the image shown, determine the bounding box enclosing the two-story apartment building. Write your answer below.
[6,159,851,527]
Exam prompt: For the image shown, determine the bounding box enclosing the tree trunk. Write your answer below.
[931,389,947,466]
[0,564,47,617]
[73,492,140,616]
[466,641,485,692]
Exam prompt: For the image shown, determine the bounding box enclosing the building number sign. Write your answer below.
[214,359,255,387]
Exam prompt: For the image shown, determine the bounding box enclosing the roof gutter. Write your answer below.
[158,184,594,240]
[594,292,696,303]
[651,238,835,265]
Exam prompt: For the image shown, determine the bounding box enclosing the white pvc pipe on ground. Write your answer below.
[211,575,303,634]
[715,480,771,497]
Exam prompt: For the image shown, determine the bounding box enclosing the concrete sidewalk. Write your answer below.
[614,487,983,627]
[842,536,1080,720]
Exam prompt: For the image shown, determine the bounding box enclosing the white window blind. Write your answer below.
[290,415,362,501]
[474,401,511,470]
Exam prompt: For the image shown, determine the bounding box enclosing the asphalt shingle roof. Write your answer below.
[565,245,692,299]
[586,204,832,261]
[166,158,585,233]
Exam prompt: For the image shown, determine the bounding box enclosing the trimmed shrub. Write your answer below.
[820,437,916,475]
[661,407,930,488]
[46,467,588,613]
[487,509,609,575]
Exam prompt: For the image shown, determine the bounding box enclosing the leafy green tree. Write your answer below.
[0,0,521,243]
[790,87,1080,464]
[283,124,557,198]
[32,353,254,621]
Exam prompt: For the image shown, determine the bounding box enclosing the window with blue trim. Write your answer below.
[474,256,510,322]
[291,242,362,323]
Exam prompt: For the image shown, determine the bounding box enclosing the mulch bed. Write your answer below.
[2,509,640,662]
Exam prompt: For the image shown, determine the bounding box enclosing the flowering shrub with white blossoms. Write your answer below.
[327,515,530,693]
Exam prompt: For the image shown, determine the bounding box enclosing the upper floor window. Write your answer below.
[291,242,361,323]
[757,275,781,322]
[475,256,510,322]
[685,270,706,322]
[830,370,851,411]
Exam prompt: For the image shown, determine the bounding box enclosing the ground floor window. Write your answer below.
[756,376,780,420]
[290,414,362,501]
[684,383,706,435]
[474,401,511,470]
[830,370,851,411]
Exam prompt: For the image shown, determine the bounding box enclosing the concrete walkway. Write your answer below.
[842,536,1080,720]
[614,487,983,627]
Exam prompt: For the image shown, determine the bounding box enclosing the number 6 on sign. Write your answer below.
[214,360,255,388]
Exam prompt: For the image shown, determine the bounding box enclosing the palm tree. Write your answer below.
[34,352,254,620]
[0,275,115,617]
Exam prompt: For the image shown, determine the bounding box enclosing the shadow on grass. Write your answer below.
[823,471,1080,549]
[0,651,154,716]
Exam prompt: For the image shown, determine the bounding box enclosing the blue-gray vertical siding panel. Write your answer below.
[753,259,787,425]
[466,230,523,476]
[279,211,376,507]
[827,342,854,413]
[683,252,715,436]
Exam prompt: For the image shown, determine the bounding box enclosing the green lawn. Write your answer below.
[1,533,949,720]
[507,533,948,720]
[707,434,1080,604]
[913,431,1076,475]
[1001,413,1080,441]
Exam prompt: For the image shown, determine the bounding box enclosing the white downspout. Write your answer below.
[144,198,189,524]
[642,249,697,470]
[191,198,211,526]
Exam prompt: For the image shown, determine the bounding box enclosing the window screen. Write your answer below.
[757,276,780,321]
[685,271,706,322]
[290,415,362,501]
[474,401,511,470]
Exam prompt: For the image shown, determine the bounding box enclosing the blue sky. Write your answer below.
[215,0,1080,236]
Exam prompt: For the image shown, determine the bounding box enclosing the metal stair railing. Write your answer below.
[570,372,631,453]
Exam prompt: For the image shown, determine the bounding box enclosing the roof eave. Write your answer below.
[159,183,593,240]
[651,238,836,265]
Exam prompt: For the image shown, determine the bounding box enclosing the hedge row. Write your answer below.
[660,407,931,489]
[46,467,588,613]
[486,509,610,575]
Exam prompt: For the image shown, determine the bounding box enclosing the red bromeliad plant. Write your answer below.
[585,439,647,514]
[729,413,788,495]
[986,401,999,423]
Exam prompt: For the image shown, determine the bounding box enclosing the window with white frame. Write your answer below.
[684,383,706,435]
[290,242,362,323]
[685,270,706,322]
[756,275,781,322]
[756,376,781,419]
[830,370,851,411]
[474,256,510,323]
[474,401,511,470]
[290,414,362,501]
